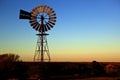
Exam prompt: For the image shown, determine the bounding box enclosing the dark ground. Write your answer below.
[0,61,120,80]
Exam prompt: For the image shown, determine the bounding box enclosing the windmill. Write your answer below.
[19,5,57,62]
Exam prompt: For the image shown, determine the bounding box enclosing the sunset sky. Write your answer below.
[0,0,120,62]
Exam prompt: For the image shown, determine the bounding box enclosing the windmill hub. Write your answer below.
[41,15,44,21]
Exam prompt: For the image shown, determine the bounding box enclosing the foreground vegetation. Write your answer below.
[0,53,120,80]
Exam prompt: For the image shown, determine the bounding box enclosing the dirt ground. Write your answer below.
[78,77,120,80]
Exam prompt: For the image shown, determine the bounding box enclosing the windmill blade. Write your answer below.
[46,24,51,30]
[31,12,37,17]
[46,7,53,15]
[51,10,55,14]
[30,16,36,20]
[32,22,38,29]
[38,24,43,32]
[30,20,36,24]
[44,25,48,31]
[45,22,51,30]
[45,6,50,14]
[32,23,36,29]
[50,19,56,23]
[40,24,45,32]
[34,8,39,15]
[36,24,40,32]
[35,6,40,13]
[36,6,41,12]
[31,22,38,27]
[31,8,39,16]
[49,11,55,16]
[49,17,56,20]
[47,9,54,15]
[48,21,55,26]
[30,15,38,20]
[49,18,56,23]
[34,23,39,30]
[30,22,36,26]
[30,20,37,25]
[44,5,48,12]
[49,13,56,17]
[19,9,31,19]
[50,20,56,24]
[30,20,38,26]
[48,21,55,25]
[39,5,42,12]
[38,24,41,32]
[41,5,46,12]
[46,6,51,14]
[47,22,53,28]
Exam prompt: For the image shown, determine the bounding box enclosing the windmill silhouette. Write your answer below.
[19,5,57,62]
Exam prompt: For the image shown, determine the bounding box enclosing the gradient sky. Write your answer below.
[0,0,120,62]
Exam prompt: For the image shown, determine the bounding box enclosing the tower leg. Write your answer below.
[34,33,50,62]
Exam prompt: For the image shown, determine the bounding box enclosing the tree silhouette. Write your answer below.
[91,61,105,76]
[0,53,20,62]
[0,53,24,79]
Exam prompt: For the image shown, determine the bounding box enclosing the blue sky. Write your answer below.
[0,0,120,62]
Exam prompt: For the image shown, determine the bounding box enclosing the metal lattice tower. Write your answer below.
[34,33,50,62]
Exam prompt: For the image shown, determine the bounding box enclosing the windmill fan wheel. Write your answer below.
[29,5,56,32]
